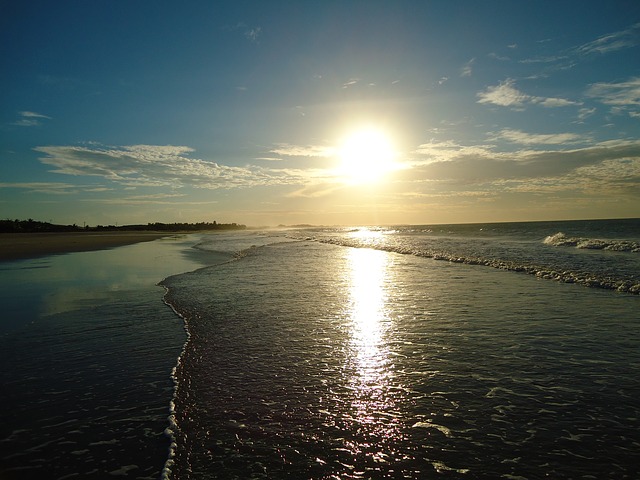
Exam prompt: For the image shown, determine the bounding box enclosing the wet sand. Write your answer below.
[0,232,171,262]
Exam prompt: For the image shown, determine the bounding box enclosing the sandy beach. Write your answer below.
[0,232,170,262]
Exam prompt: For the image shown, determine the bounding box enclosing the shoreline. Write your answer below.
[0,231,173,262]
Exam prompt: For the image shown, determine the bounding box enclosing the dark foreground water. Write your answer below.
[0,236,215,479]
[1,219,639,479]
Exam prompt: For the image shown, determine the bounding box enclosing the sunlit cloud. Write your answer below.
[411,139,640,192]
[286,182,344,198]
[270,143,336,157]
[489,129,586,145]
[34,144,309,189]
[477,78,579,109]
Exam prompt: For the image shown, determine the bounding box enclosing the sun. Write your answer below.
[337,127,398,184]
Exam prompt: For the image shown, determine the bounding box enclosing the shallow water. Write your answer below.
[163,235,640,479]
[0,235,215,479]
[2,223,638,479]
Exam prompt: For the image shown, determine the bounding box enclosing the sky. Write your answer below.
[1,0,640,227]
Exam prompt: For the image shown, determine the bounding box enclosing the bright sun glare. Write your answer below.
[338,128,398,184]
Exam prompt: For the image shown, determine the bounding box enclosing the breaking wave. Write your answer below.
[543,232,640,253]
[291,232,640,295]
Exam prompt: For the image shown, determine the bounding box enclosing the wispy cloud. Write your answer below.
[12,111,51,127]
[477,78,579,109]
[90,193,201,205]
[519,23,640,74]
[270,143,336,158]
[576,22,640,56]
[488,129,586,145]
[577,107,596,121]
[587,76,640,116]
[244,26,262,43]
[460,58,475,77]
[342,78,359,88]
[34,144,309,189]
[225,22,262,43]
[0,182,80,194]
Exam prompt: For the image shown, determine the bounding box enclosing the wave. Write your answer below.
[543,232,640,253]
[295,234,640,295]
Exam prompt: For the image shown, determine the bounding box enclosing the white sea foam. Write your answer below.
[544,232,640,252]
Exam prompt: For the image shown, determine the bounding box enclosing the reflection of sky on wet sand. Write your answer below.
[343,242,404,458]
[0,236,206,333]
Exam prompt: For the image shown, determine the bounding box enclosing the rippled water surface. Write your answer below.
[2,221,638,479]
[163,231,640,479]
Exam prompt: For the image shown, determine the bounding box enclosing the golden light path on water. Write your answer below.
[342,229,404,462]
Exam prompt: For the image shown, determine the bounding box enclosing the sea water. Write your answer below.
[1,219,639,479]
[161,219,640,479]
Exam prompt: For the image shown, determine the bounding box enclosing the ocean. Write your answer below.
[1,219,639,479]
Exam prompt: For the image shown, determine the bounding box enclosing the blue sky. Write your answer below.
[1,1,639,226]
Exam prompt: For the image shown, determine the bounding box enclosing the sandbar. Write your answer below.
[0,232,171,262]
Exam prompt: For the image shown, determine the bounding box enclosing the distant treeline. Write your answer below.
[0,219,246,233]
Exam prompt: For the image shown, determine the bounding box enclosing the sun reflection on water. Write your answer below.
[343,243,403,460]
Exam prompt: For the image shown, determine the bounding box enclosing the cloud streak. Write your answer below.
[270,143,336,158]
[489,129,587,145]
[576,22,640,56]
[0,182,77,194]
[12,111,51,127]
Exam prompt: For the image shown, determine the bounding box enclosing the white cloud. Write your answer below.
[576,22,640,56]
[517,23,639,77]
[410,139,640,194]
[271,143,336,158]
[12,111,51,127]
[577,107,596,121]
[535,97,579,107]
[20,111,50,118]
[90,193,204,206]
[477,78,579,109]
[587,77,640,117]
[477,79,529,107]
[489,129,585,145]
[244,26,262,42]
[488,52,510,61]
[34,144,310,190]
[0,182,80,194]
[342,78,359,88]
[460,58,475,77]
